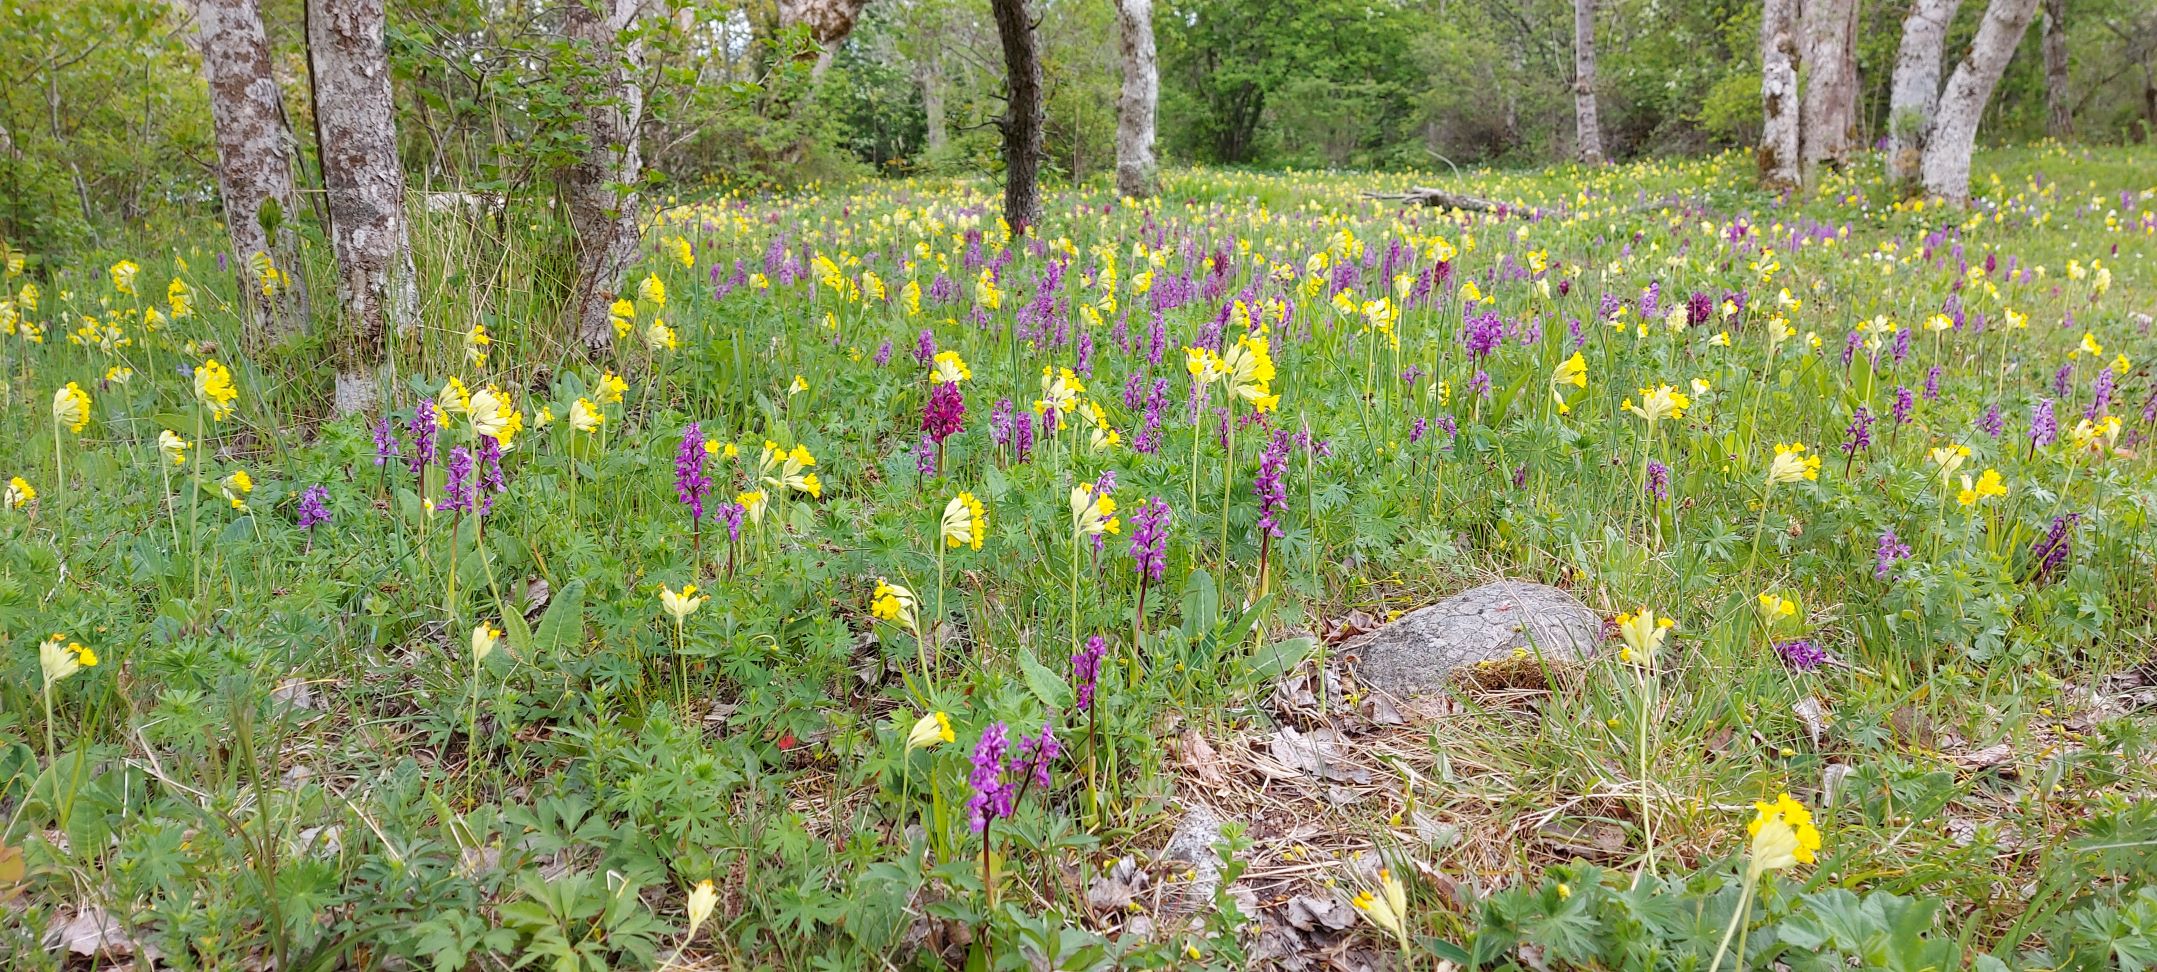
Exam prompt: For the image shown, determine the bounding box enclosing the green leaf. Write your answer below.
[1246,634,1311,684]
[533,579,587,654]
[1017,644,1071,712]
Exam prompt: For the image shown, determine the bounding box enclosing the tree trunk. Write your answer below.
[190,0,310,344]
[307,0,416,415]
[2042,0,2072,138]
[921,52,947,155]
[1573,0,1605,164]
[1887,0,1963,191]
[1759,0,1803,191]
[990,0,1044,232]
[777,0,871,79]
[1799,0,1860,176]
[1113,0,1159,196]
[1921,0,2041,203]
[562,0,646,353]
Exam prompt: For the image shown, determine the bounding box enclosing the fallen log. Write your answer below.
[1363,186,1502,212]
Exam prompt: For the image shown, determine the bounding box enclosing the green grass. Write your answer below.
[1,143,2155,970]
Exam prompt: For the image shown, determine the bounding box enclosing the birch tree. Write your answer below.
[1113,0,1159,196]
[1799,0,1859,174]
[189,0,310,343]
[2043,0,2072,138]
[1921,0,2042,202]
[1759,0,1802,190]
[562,0,647,352]
[1887,0,1963,190]
[306,0,416,414]
[990,0,1044,231]
[1573,0,1605,164]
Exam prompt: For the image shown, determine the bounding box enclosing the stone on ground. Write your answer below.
[1347,580,1599,695]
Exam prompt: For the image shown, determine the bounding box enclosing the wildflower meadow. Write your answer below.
[4,146,2157,969]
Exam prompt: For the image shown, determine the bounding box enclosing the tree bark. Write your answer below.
[777,0,871,79]
[2042,0,2072,138]
[1113,0,1159,196]
[1573,0,1605,164]
[921,52,947,155]
[1759,0,1803,191]
[562,0,647,353]
[1887,0,1963,191]
[1799,0,1860,175]
[190,0,310,344]
[990,0,1044,232]
[1921,0,2042,203]
[307,0,416,415]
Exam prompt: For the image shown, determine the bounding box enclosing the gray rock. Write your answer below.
[1347,580,1599,695]
[1157,804,1224,915]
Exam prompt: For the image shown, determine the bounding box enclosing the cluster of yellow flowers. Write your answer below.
[940,492,986,550]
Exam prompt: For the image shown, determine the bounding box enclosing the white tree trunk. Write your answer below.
[190,0,310,343]
[1921,0,2042,203]
[921,53,947,155]
[564,0,647,352]
[1573,0,1605,164]
[307,0,416,415]
[1799,0,1859,175]
[1113,0,1159,196]
[1887,0,1963,190]
[1759,0,1803,191]
[2042,0,2072,138]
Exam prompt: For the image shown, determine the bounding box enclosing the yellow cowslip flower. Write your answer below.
[167,278,194,319]
[1923,313,1954,333]
[1957,468,2007,506]
[52,382,92,433]
[2076,332,2103,358]
[532,406,553,430]
[569,398,602,433]
[1549,352,1586,414]
[1223,332,1278,411]
[468,387,521,447]
[1350,868,1410,952]
[660,583,707,623]
[109,260,140,296]
[976,267,1002,310]
[2112,353,2133,376]
[470,622,502,664]
[668,236,694,269]
[1764,443,1820,486]
[1755,592,1797,624]
[221,469,254,510]
[905,711,955,750]
[609,299,636,338]
[1745,793,1822,879]
[930,350,971,385]
[870,578,918,631]
[1183,347,1226,388]
[1037,367,1084,416]
[760,442,821,498]
[105,366,133,385]
[438,376,472,416]
[1070,481,1120,538]
[180,356,236,421]
[788,375,808,397]
[644,320,677,352]
[39,634,97,687]
[1623,384,1689,426]
[1615,608,1674,666]
[737,490,767,524]
[1928,444,1970,484]
[159,430,189,466]
[5,477,35,509]
[941,492,986,550]
[465,323,492,366]
[638,273,666,307]
[2069,416,2121,457]
[597,371,628,405]
[685,879,718,938]
[901,279,922,316]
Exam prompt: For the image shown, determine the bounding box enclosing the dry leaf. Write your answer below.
[1178,730,1228,788]
[44,906,137,959]
[1956,742,2016,771]
[1284,893,1356,932]
[1793,696,1828,744]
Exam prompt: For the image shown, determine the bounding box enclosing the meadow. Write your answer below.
[4,144,2156,970]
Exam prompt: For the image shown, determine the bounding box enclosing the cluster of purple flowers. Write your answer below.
[922,383,966,444]
[2030,398,2059,449]
[873,340,892,367]
[1979,403,2004,438]
[1072,634,1108,711]
[443,445,476,513]
[913,329,936,365]
[476,436,506,513]
[1644,459,1669,501]
[1923,366,1942,401]
[966,721,1059,833]
[2085,368,2115,420]
[1776,639,1826,673]
[297,484,332,531]
[2052,363,2074,399]
[407,399,438,475]
[1463,311,1505,360]
[1874,528,1912,580]
[1254,430,1292,537]
[2028,513,2079,585]
[1133,378,1169,454]
[1891,386,1915,426]
[1840,406,1874,458]
[675,423,709,524]
[1128,498,1171,583]
[372,416,400,468]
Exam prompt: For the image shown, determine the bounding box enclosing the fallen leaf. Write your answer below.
[1793,697,1828,745]
[1284,893,1356,932]
[44,906,136,959]
[1178,730,1228,788]
[1955,743,2015,771]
